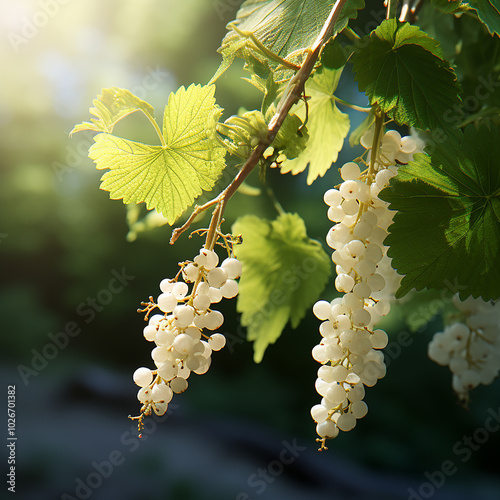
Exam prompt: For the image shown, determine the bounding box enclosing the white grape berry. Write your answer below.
[170,377,188,394]
[133,367,154,388]
[152,384,173,403]
[428,294,500,402]
[208,333,226,351]
[221,258,242,279]
[132,248,242,427]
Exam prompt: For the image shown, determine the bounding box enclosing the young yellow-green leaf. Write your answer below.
[233,213,331,363]
[211,0,365,82]
[352,19,462,135]
[71,87,156,135]
[280,66,350,184]
[88,84,226,224]
[379,124,500,301]
[469,0,500,36]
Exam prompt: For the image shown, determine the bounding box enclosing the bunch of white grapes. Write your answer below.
[131,247,242,428]
[428,294,500,402]
[311,127,423,449]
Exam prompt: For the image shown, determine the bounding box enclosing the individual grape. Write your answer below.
[152,384,173,403]
[207,267,228,288]
[351,401,368,419]
[133,367,153,388]
[341,162,361,180]
[342,199,360,216]
[313,301,333,321]
[170,377,188,394]
[311,404,329,423]
[172,282,189,300]
[323,189,342,207]
[208,333,226,351]
[220,279,238,299]
[182,263,199,283]
[143,325,157,342]
[316,420,339,438]
[340,180,359,199]
[157,293,177,313]
[221,258,242,279]
[204,310,224,330]
[208,287,223,304]
[137,387,153,403]
[173,305,195,328]
[158,362,178,381]
[155,330,175,347]
[173,333,195,354]
[335,274,355,293]
[151,346,171,364]
[159,279,175,294]
[193,293,211,311]
[337,413,356,432]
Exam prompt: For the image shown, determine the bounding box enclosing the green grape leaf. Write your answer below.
[280,66,350,184]
[379,124,500,301]
[211,0,365,82]
[87,84,226,224]
[233,213,331,362]
[71,87,156,135]
[469,0,500,36]
[352,19,462,135]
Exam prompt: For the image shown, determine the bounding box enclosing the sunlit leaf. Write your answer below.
[233,213,331,362]
[87,84,226,224]
[280,66,350,184]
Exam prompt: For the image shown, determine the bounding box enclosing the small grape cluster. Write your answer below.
[428,294,500,403]
[311,128,422,449]
[131,246,242,431]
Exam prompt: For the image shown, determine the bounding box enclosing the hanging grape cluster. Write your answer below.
[428,295,500,404]
[311,126,424,449]
[131,244,242,431]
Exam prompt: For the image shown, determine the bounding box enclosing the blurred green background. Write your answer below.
[1,1,500,499]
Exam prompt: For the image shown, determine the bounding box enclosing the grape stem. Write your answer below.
[169,0,349,246]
